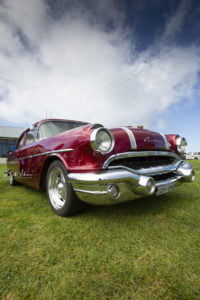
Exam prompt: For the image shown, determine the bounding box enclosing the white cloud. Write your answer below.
[0,0,199,130]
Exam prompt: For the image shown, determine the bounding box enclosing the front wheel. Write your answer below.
[46,160,83,217]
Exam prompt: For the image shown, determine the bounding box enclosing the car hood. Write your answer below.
[43,123,169,154]
[110,127,169,153]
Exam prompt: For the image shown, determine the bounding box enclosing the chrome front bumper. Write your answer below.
[68,161,195,205]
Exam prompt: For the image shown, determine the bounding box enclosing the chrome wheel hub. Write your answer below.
[48,167,67,210]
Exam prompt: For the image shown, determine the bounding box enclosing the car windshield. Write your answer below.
[38,120,88,139]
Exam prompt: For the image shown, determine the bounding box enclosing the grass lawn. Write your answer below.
[0,161,200,299]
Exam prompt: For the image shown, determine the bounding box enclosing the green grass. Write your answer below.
[0,161,200,299]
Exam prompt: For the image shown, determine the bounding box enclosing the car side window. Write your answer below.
[25,130,35,146]
[17,135,25,149]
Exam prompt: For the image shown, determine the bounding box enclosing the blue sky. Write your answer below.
[0,0,199,151]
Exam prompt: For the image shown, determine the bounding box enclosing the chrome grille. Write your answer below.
[152,172,178,181]
[108,155,178,170]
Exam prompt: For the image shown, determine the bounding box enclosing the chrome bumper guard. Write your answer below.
[68,161,195,205]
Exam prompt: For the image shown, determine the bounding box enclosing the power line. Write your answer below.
[75,72,199,116]
[79,54,199,104]
[83,71,198,106]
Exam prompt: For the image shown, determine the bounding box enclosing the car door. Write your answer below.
[17,129,37,186]
[7,132,26,182]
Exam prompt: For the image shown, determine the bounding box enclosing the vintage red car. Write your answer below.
[6,119,195,216]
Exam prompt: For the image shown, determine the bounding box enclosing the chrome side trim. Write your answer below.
[103,151,180,169]
[121,127,137,149]
[18,148,74,161]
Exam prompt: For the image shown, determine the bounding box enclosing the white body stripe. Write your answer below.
[159,133,170,150]
[121,127,137,149]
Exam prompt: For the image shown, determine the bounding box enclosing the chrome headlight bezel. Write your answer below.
[176,137,187,153]
[90,127,115,155]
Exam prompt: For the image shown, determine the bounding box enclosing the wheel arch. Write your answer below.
[39,154,69,191]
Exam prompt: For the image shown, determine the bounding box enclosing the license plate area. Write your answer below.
[156,183,175,196]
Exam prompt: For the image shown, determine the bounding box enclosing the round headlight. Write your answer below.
[90,127,115,154]
[176,137,187,153]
